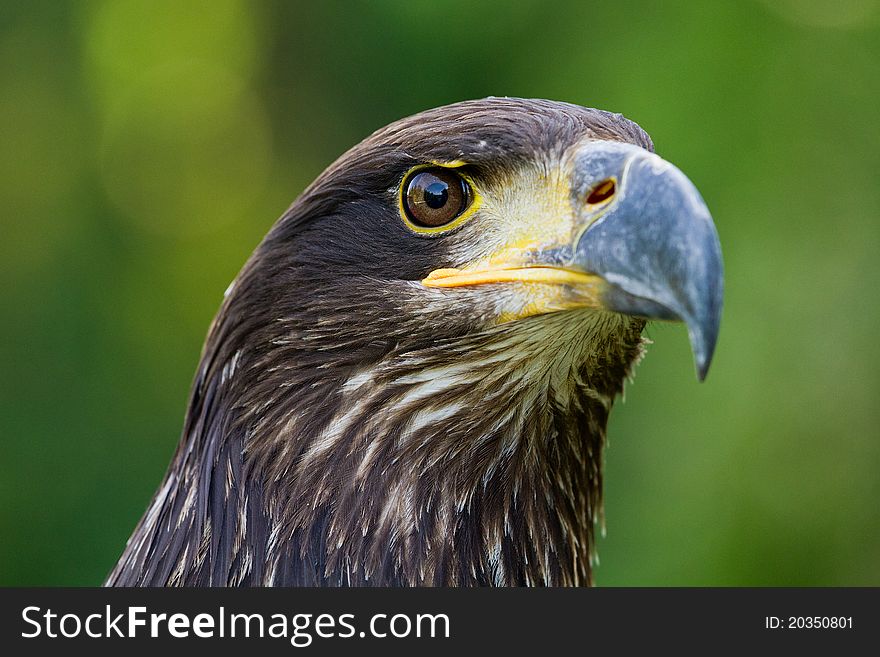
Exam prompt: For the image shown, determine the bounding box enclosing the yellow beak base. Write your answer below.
[422,266,602,289]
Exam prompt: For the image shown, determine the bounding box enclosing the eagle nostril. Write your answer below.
[586,179,616,205]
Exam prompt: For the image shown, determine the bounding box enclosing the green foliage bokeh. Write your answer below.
[1,0,878,585]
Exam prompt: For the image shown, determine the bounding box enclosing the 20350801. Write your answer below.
[765,616,853,629]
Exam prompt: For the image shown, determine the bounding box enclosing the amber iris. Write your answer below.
[403,169,470,227]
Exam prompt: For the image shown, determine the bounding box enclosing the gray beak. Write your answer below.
[571,141,724,380]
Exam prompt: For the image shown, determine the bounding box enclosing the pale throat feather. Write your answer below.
[264,308,646,586]
[110,307,645,587]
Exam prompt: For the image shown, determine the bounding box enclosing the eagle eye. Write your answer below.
[402,168,472,229]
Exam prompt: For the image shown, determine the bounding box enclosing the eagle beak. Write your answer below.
[422,140,723,381]
[571,141,724,380]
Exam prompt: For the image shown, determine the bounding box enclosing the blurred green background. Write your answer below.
[1,0,878,586]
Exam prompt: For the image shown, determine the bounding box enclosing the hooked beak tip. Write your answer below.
[571,141,724,382]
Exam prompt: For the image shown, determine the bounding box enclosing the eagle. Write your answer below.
[107,98,723,587]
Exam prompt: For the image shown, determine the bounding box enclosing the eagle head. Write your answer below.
[108,98,723,587]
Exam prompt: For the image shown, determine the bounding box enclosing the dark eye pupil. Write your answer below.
[423,181,449,208]
[403,168,471,228]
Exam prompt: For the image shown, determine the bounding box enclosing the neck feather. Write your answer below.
[108,310,644,586]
